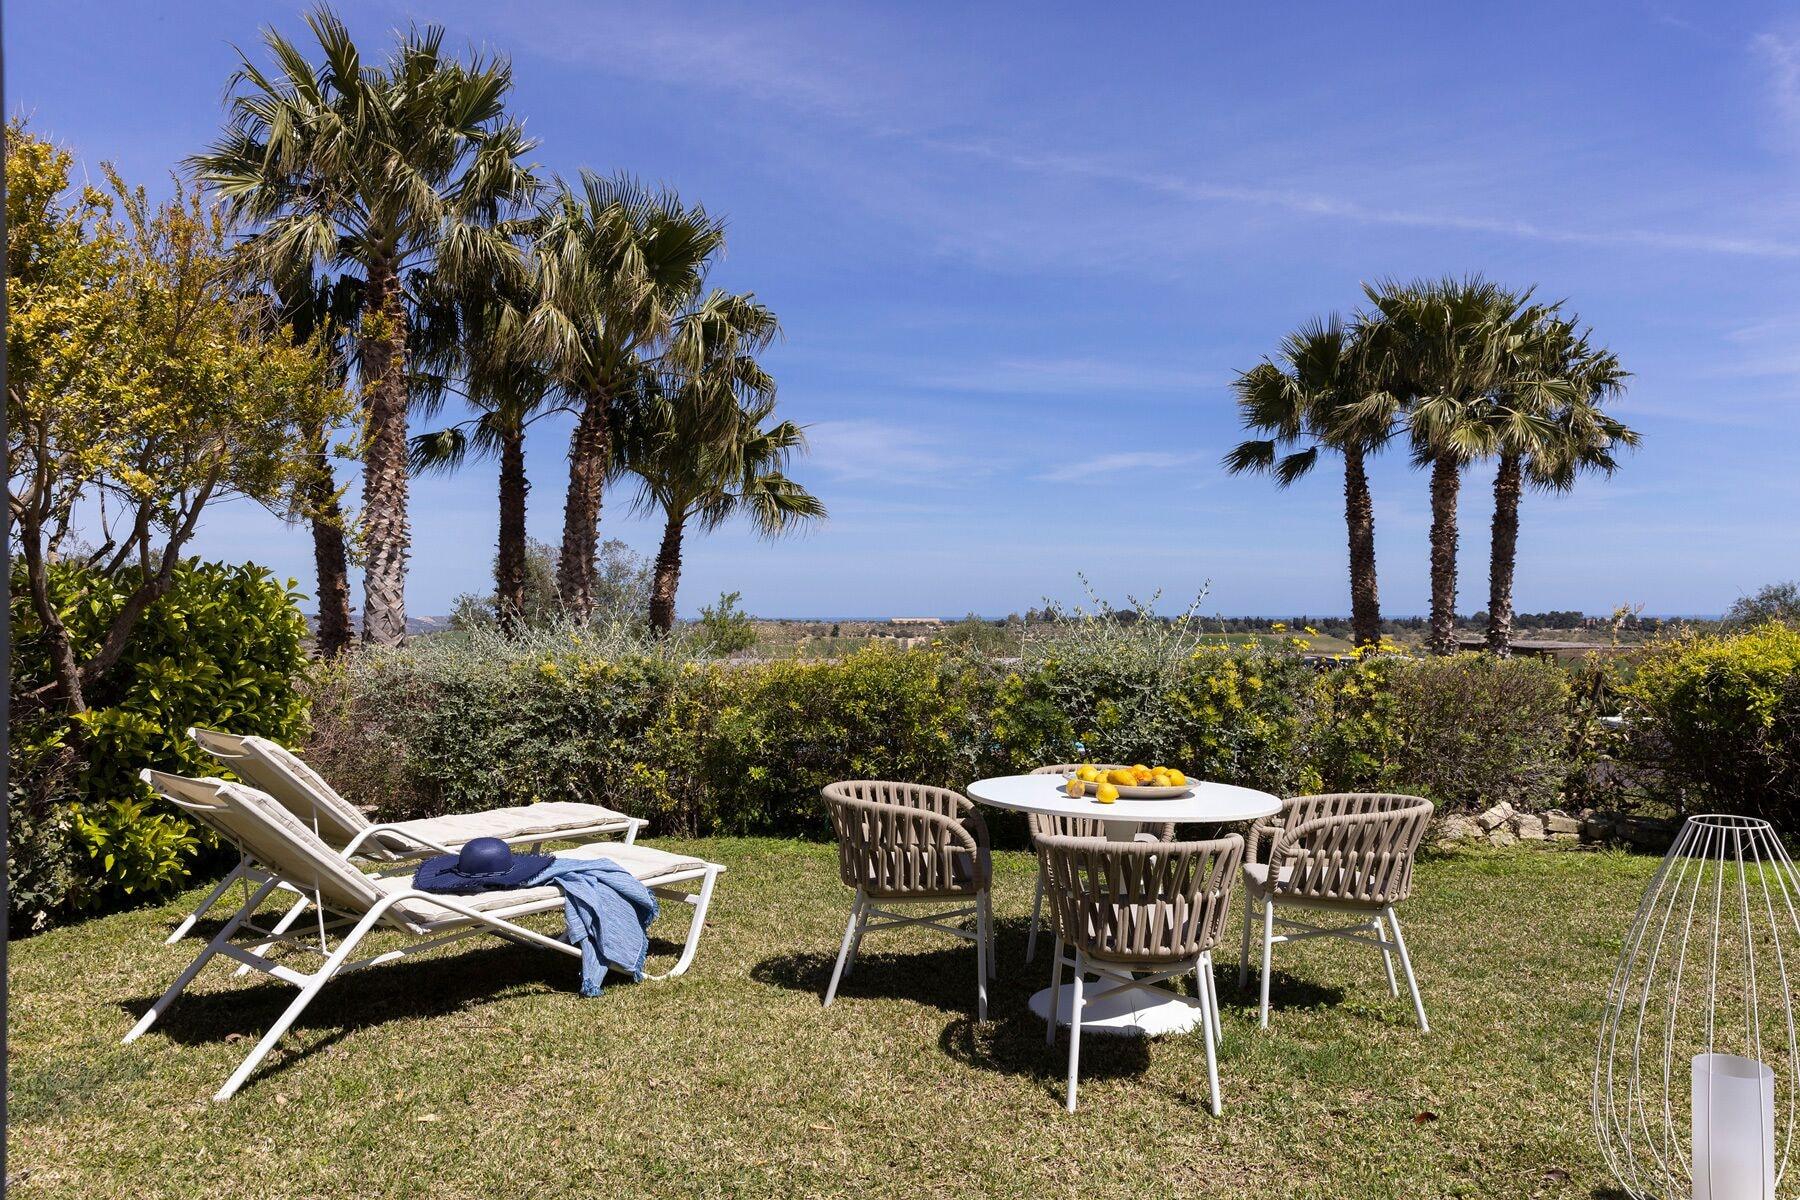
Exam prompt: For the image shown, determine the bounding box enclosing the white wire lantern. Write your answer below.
[1596,814,1800,1200]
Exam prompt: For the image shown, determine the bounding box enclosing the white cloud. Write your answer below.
[803,418,995,486]
[1036,451,1188,483]
[1753,30,1800,145]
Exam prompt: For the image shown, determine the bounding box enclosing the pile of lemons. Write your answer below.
[1062,763,1188,804]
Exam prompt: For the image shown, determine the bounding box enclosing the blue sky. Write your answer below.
[12,1,1800,618]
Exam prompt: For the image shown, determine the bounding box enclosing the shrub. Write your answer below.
[8,559,311,923]
[1622,623,1800,831]
[1379,654,1576,813]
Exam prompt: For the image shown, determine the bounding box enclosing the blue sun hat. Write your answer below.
[413,837,552,894]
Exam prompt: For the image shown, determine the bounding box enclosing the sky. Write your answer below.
[11,1,1800,619]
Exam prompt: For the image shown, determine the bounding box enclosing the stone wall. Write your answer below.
[1433,802,1678,852]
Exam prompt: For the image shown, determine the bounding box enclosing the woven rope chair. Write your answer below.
[1038,831,1243,1113]
[1022,765,1176,964]
[1237,792,1434,1032]
[820,781,995,1020]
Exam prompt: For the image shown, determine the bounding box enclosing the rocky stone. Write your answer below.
[1583,814,1619,842]
[1514,813,1548,840]
[1546,811,1582,836]
[1621,816,1677,851]
[1476,801,1515,832]
[1487,826,1518,849]
[1434,815,1480,844]
[1549,831,1580,842]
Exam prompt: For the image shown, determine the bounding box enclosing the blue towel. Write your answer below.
[525,856,659,997]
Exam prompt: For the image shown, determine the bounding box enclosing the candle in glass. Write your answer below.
[1692,1053,1776,1200]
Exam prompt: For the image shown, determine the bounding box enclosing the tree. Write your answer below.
[192,5,538,645]
[696,591,757,655]
[7,126,344,715]
[1483,316,1634,655]
[1726,582,1800,629]
[1224,315,1396,647]
[527,174,725,621]
[617,302,824,634]
[411,271,558,635]
[268,269,361,657]
[449,538,652,631]
[1360,276,1548,655]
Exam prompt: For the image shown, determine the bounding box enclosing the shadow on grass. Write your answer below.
[116,933,660,1091]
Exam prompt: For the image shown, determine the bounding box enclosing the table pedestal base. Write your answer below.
[1028,975,1204,1038]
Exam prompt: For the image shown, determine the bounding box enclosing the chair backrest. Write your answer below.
[1025,765,1171,841]
[821,780,982,897]
[1037,832,1243,964]
[189,727,372,850]
[144,769,393,916]
[1268,793,1434,906]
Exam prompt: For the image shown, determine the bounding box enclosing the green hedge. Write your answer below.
[304,629,1594,845]
[8,560,311,929]
[1622,623,1800,832]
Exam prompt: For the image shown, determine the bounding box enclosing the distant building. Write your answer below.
[889,617,945,628]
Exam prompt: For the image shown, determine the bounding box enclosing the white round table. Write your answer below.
[966,772,1282,1039]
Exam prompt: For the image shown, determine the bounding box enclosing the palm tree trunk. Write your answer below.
[1427,453,1462,656]
[649,512,684,635]
[557,390,608,622]
[358,260,411,647]
[304,425,354,659]
[1343,444,1380,647]
[496,425,530,635]
[1486,452,1523,657]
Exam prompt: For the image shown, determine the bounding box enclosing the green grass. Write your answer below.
[7,839,1653,1199]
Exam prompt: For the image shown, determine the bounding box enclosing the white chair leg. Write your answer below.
[1065,952,1086,1111]
[1373,913,1399,998]
[823,890,863,1007]
[1199,956,1222,1116]
[126,877,282,1045]
[1203,953,1223,1048]
[1238,890,1254,990]
[233,893,313,977]
[645,867,719,980]
[166,858,249,944]
[1026,873,1045,963]
[212,906,385,1102]
[844,895,869,980]
[1046,936,1064,1043]
[1385,905,1429,1033]
[974,898,989,1022]
[1258,898,1275,1029]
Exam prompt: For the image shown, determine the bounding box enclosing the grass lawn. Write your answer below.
[8,838,1652,1199]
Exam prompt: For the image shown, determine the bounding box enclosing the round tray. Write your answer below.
[1053,772,1194,800]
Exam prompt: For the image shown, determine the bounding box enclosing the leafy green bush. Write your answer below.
[1622,623,1800,830]
[8,559,311,924]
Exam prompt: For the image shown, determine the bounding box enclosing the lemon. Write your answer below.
[1095,782,1119,804]
[1076,766,1100,783]
[1168,769,1187,785]
[1065,778,1085,797]
[1108,768,1135,787]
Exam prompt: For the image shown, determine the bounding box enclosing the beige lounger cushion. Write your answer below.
[379,842,710,926]
[391,802,632,847]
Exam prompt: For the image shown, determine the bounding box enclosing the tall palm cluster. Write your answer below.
[192,7,822,649]
[1226,276,1635,656]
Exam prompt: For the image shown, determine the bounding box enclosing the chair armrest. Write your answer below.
[341,823,456,860]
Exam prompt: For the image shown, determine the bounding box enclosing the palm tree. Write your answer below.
[269,269,361,657]
[1484,317,1635,654]
[410,274,559,635]
[527,174,725,622]
[1360,276,1549,655]
[1224,315,1396,647]
[616,295,823,634]
[192,5,538,645]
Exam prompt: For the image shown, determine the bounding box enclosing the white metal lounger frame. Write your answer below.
[168,727,645,944]
[128,771,722,1102]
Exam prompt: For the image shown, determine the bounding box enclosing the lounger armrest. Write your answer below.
[341,823,455,859]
